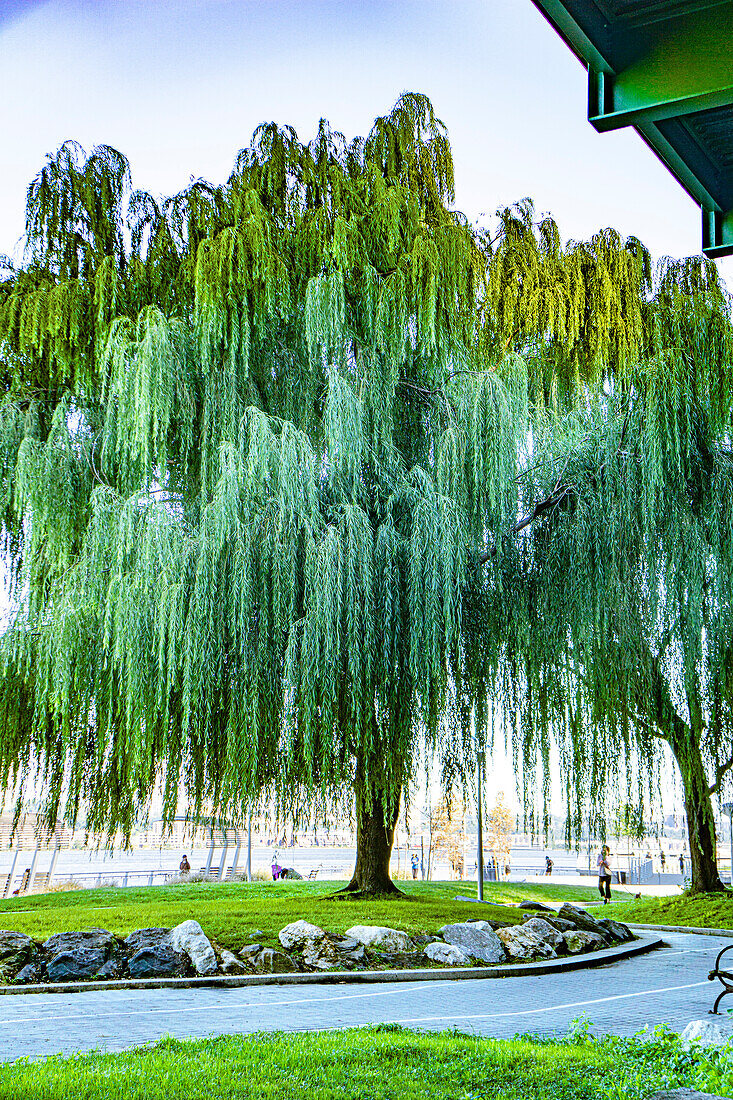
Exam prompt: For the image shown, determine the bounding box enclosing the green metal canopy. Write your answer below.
[531,0,733,257]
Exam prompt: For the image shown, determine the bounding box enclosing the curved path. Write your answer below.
[0,932,729,1062]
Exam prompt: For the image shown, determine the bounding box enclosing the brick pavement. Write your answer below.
[0,932,728,1062]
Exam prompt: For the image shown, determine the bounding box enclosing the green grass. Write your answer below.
[605,890,733,930]
[1,1024,730,1099]
[0,879,597,954]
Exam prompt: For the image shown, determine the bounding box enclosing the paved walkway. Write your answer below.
[0,932,729,1063]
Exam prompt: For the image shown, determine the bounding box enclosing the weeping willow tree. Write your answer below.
[0,92,674,895]
[500,257,733,893]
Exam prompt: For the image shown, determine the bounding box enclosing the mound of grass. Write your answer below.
[1,1023,728,1099]
[0,879,597,954]
[605,890,733,930]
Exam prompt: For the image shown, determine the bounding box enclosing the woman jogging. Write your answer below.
[597,845,612,903]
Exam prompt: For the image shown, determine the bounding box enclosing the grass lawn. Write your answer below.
[605,890,733,931]
[1,1024,730,1099]
[0,880,598,954]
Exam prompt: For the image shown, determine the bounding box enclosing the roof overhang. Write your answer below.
[531,0,733,257]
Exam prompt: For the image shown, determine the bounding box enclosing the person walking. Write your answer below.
[660,849,666,873]
[179,854,191,875]
[411,853,419,880]
[597,845,612,903]
[545,856,553,876]
[679,853,685,876]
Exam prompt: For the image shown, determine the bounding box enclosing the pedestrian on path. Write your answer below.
[411,854,419,880]
[545,856,553,876]
[597,845,612,903]
[179,854,190,875]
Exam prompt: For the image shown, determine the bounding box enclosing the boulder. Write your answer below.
[278,920,325,950]
[371,951,424,968]
[43,928,117,957]
[681,1020,727,1046]
[46,948,109,982]
[95,956,126,980]
[596,917,634,943]
[0,931,36,972]
[302,933,367,970]
[528,915,576,933]
[127,945,188,979]
[496,920,559,961]
[123,927,172,952]
[13,960,46,985]
[239,943,262,960]
[169,920,217,976]
[562,929,605,954]
[646,1093,728,1100]
[518,900,554,912]
[219,949,247,975]
[424,941,470,965]
[438,922,506,964]
[253,948,298,973]
[557,904,610,941]
[345,926,413,952]
[522,917,564,951]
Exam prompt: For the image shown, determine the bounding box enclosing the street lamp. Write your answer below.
[477,750,485,902]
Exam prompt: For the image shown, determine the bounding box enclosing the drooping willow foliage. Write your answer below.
[498,258,733,889]
[0,92,693,876]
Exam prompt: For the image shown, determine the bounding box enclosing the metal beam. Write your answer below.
[702,207,733,257]
[588,7,733,131]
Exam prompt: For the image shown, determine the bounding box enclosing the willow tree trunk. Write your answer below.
[668,726,726,894]
[344,773,402,896]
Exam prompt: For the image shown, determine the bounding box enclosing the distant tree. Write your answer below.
[486,791,514,871]
[427,796,466,879]
[503,260,733,893]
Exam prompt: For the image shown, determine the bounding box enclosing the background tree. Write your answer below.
[486,791,513,874]
[501,259,733,893]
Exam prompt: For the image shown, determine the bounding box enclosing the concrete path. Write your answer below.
[0,932,728,1063]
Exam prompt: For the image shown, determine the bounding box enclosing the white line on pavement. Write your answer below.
[388,981,711,1025]
[0,979,709,1030]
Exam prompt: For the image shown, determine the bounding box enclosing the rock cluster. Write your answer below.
[0,903,632,985]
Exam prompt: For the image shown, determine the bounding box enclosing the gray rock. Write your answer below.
[596,917,634,943]
[647,1092,728,1100]
[46,948,109,982]
[518,900,554,912]
[248,930,265,939]
[0,930,36,972]
[13,960,46,984]
[302,933,367,970]
[558,904,611,941]
[529,915,576,933]
[278,921,325,950]
[496,918,561,961]
[169,920,217,976]
[345,926,413,952]
[681,1020,727,1046]
[423,941,470,965]
[439,922,506,964]
[562,929,605,954]
[123,927,172,952]
[43,928,117,957]
[253,948,298,973]
[95,956,126,980]
[219,949,247,975]
[239,943,262,960]
[127,945,187,978]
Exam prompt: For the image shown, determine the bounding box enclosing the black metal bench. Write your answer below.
[708,943,733,1013]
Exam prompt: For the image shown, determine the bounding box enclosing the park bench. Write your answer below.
[708,944,733,1013]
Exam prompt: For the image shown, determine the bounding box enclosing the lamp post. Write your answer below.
[477,750,485,902]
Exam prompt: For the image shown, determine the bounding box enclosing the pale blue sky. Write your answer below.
[1,0,730,281]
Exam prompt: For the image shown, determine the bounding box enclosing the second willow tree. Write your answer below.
[0,94,660,894]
